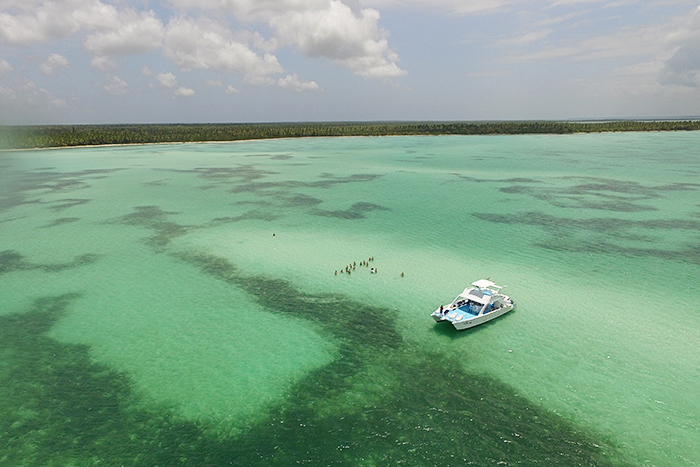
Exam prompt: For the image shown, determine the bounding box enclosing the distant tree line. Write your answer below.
[2,120,700,150]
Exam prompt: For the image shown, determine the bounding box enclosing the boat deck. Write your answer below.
[446,304,502,321]
[446,306,478,320]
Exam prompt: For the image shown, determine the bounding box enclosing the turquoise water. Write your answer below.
[1,133,699,466]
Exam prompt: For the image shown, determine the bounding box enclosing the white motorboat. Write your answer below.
[431,279,515,330]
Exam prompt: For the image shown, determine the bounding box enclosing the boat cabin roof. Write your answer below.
[471,279,500,289]
[456,280,505,305]
[459,288,493,305]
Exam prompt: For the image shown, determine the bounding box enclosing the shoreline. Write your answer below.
[2,120,700,150]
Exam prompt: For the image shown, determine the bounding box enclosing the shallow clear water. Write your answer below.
[1,133,699,466]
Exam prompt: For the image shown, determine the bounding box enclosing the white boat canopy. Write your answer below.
[455,279,507,305]
[458,289,491,305]
[471,279,498,289]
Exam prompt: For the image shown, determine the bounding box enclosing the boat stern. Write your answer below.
[431,308,447,322]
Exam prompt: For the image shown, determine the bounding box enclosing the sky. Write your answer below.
[1,0,700,124]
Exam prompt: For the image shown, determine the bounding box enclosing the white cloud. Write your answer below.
[48,96,69,109]
[547,0,610,6]
[81,6,165,56]
[0,1,82,45]
[242,30,279,53]
[614,61,664,78]
[496,29,553,47]
[163,16,284,79]
[166,0,405,78]
[17,79,39,94]
[205,79,222,86]
[156,72,178,88]
[39,53,70,75]
[363,0,627,15]
[465,70,510,78]
[531,10,590,29]
[174,86,195,97]
[0,0,165,54]
[243,74,275,86]
[225,84,240,93]
[104,75,129,95]
[166,0,331,22]
[2,0,406,84]
[661,41,700,87]
[141,65,153,76]
[0,58,13,75]
[14,78,68,108]
[170,0,516,18]
[91,55,118,71]
[659,8,700,87]
[362,0,518,15]
[483,4,700,95]
[505,6,700,65]
[270,0,406,78]
[277,73,321,92]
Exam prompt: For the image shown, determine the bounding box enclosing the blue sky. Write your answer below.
[1,0,699,124]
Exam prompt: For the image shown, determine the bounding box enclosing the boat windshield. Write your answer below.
[467,288,493,302]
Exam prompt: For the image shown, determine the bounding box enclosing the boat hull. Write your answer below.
[451,303,514,330]
[432,313,447,323]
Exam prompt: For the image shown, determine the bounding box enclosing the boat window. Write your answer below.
[469,290,485,300]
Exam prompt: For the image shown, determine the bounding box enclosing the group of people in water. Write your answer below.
[334,257,404,277]
[335,257,375,275]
